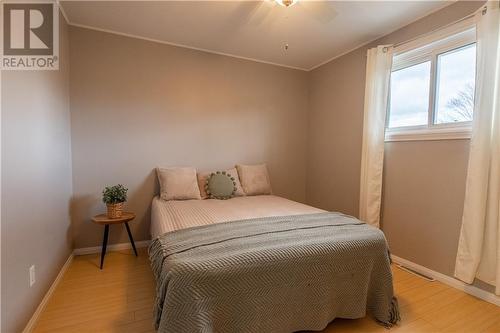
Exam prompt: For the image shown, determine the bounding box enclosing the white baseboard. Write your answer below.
[391,254,500,307]
[73,240,151,255]
[22,254,74,333]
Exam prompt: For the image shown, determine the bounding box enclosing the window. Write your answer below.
[434,44,476,124]
[389,61,431,128]
[386,22,476,141]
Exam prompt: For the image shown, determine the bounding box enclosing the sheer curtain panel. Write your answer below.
[455,2,500,295]
[359,45,393,228]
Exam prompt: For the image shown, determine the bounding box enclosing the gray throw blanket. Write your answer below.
[149,212,399,333]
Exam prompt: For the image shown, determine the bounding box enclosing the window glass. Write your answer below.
[434,44,476,124]
[388,61,431,128]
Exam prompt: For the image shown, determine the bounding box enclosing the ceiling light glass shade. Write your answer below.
[275,0,297,7]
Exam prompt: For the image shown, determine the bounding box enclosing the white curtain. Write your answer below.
[359,46,393,228]
[455,2,500,295]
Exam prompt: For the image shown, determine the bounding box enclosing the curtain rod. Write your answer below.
[391,12,475,49]
[385,3,494,52]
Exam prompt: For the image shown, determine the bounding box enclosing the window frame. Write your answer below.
[385,18,476,142]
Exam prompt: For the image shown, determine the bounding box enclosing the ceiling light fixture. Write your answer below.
[275,0,297,7]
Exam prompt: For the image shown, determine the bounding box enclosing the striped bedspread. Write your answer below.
[149,212,399,333]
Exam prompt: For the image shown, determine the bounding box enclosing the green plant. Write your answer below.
[102,184,128,205]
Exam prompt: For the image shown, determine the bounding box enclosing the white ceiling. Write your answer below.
[60,1,452,71]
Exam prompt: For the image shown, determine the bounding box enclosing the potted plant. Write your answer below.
[102,184,128,218]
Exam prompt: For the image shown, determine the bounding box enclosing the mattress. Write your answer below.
[150,194,324,238]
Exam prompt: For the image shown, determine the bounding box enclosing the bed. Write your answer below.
[149,195,399,333]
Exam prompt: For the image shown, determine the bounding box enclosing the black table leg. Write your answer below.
[125,222,138,256]
[100,224,109,269]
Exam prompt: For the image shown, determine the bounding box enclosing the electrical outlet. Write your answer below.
[29,265,36,287]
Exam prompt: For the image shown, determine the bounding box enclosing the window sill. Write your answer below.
[385,126,472,142]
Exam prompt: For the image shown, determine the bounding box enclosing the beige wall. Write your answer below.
[1,14,73,333]
[382,140,470,275]
[69,27,309,248]
[307,1,484,279]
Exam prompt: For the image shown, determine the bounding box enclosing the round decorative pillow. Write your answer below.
[206,171,237,200]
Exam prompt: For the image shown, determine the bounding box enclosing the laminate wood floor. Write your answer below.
[32,248,500,333]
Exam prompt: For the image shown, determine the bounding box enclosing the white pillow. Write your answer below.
[236,163,272,196]
[197,168,245,199]
[157,167,201,201]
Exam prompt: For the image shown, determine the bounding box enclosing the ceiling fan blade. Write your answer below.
[298,1,338,24]
[230,1,275,27]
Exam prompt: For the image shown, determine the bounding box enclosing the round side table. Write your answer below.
[91,212,137,269]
